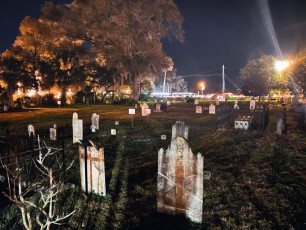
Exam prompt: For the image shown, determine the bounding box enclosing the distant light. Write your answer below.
[274,60,290,72]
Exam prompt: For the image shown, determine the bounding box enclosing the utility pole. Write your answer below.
[222,65,225,94]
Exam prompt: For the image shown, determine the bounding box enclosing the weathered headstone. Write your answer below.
[3,105,8,112]
[171,121,189,140]
[161,135,167,140]
[194,100,199,105]
[141,103,150,116]
[72,112,83,143]
[215,98,220,105]
[111,129,116,135]
[158,124,204,223]
[28,124,35,137]
[79,141,106,196]
[196,106,202,114]
[167,100,171,106]
[155,104,161,112]
[129,109,135,115]
[115,121,119,126]
[91,113,99,132]
[50,124,57,141]
[234,101,239,110]
[209,104,216,114]
[250,100,256,110]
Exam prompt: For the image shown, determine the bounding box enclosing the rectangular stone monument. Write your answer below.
[194,100,199,105]
[250,100,256,110]
[91,113,99,132]
[141,103,150,116]
[3,105,8,112]
[73,112,83,143]
[167,100,171,106]
[28,124,35,137]
[50,124,57,141]
[158,122,204,223]
[111,129,116,135]
[79,141,106,196]
[209,104,216,114]
[129,109,135,115]
[196,106,202,114]
[155,104,161,112]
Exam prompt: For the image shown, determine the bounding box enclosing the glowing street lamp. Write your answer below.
[200,83,205,96]
[274,60,290,72]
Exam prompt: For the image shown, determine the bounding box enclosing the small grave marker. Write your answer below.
[209,104,216,114]
[50,124,57,141]
[72,112,83,143]
[250,99,256,110]
[196,106,202,114]
[155,104,161,112]
[111,129,116,135]
[28,124,35,137]
[115,121,119,126]
[129,109,136,126]
[161,135,166,140]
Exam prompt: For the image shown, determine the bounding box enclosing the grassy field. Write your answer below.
[0,103,306,229]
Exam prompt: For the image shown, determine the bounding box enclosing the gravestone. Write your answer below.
[129,109,135,115]
[158,123,204,223]
[111,129,116,135]
[194,100,199,105]
[234,116,253,130]
[141,103,150,116]
[215,98,220,105]
[161,135,167,140]
[28,124,35,137]
[196,106,202,114]
[91,113,99,132]
[135,104,138,109]
[72,112,83,143]
[234,101,239,110]
[276,113,286,135]
[115,121,119,126]
[79,141,106,196]
[209,104,216,114]
[3,105,8,112]
[167,100,171,106]
[250,100,256,110]
[155,104,161,112]
[50,124,57,141]
[171,121,189,140]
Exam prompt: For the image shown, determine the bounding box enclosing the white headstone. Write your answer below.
[3,105,8,112]
[115,121,119,126]
[209,104,216,114]
[91,113,99,131]
[194,100,199,105]
[79,142,106,196]
[215,98,220,105]
[167,100,171,106]
[141,103,150,116]
[28,124,35,137]
[111,129,116,135]
[234,101,239,110]
[50,127,57,141]
[196,106,202,114]
[73,112,83,143]
[161,135,166,140]
[250,100,256,110]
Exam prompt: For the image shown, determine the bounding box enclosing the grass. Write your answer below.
[0,102,305,229]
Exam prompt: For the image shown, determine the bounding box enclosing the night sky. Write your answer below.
[1,0,306,92]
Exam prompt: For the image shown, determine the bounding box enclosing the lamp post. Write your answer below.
[201,83,205,97]
[162,65,173,96]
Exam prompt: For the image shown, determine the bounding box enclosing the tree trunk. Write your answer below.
[132,75,140,101]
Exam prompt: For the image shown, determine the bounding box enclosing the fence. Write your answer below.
[215,102,269,131]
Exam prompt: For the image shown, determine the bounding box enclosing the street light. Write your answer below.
[274,60,290,72]
[201,83,205,96]
[162,65,173,96]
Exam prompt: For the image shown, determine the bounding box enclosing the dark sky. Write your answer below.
[1,0,306,92]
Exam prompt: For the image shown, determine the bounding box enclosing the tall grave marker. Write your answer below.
[158,121,204,223]
[72,112,83,143]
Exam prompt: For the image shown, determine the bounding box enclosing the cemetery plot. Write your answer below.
[0,104,305,229]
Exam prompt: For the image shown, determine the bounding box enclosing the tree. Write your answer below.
[41,0,184,101]
[1,138,75,230]
[290,50,306,94]
[0,54,26,107]
[239,55,289,96]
